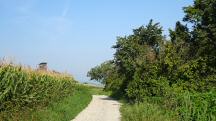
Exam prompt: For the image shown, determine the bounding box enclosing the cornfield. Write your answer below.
[0,62,76,113]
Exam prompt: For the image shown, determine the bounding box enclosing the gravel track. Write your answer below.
[72,95,121,121]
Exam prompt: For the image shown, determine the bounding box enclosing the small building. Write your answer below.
[38,62,47,71]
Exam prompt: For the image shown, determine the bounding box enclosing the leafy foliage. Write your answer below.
[88,0,216,120]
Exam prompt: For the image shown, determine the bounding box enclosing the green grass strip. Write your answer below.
[9,85,92,121]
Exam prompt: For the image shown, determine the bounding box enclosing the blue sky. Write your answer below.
[0,0,193,83]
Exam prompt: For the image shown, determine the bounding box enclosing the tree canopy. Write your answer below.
[87,1,216,120]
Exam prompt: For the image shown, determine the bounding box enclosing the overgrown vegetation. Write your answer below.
[88,0,216,120]
[0,62,77,120]
[9,85,93,121]
[0,62,107,120]
[121,102,177,121]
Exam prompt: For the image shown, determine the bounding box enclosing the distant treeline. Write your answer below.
[88,0,216,120]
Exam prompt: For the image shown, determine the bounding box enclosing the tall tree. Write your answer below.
[184,0,216,58]
[112,20,165,94]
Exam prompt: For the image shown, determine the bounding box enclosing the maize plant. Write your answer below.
[0,63,76,112]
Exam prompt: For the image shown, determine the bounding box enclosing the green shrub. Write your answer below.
[127,75,170,102]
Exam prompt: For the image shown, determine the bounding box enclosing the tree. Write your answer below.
[87,61,114,84]
[110,20,166,98]
[87,61,123,91]
[183,0,216,58]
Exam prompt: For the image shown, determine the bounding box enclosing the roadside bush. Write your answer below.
[127,76,170,102]
[176,57,216,92]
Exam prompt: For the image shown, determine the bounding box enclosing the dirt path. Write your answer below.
[72,95,121,121]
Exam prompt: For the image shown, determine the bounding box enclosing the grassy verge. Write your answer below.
[29,85,92,121]
[120,102,177,121]
[120,91,216,121]
[6,85,102,121]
